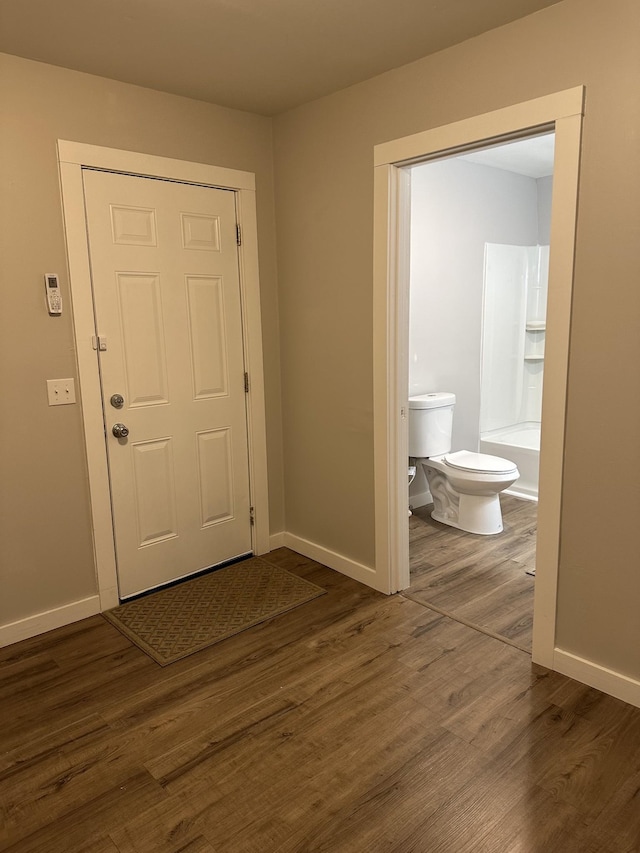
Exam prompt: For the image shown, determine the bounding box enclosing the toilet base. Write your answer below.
[422,463,506,535]
[431,492,503,536]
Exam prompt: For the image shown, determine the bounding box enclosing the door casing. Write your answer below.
[372,87,584,667]
[58,141,270,609]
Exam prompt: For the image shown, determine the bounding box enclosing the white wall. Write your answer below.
[537,176,554,244]
[408,159,547,506]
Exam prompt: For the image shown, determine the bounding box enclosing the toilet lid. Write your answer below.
[444,450,518,475]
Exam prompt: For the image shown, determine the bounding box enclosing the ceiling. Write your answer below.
[459,133,555,177]
[0,0,560,116]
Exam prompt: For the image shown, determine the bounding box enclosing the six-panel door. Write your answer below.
[83,169,252,598]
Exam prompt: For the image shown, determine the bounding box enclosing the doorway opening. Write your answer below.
[406,133,554,653]
[372,87,584,668]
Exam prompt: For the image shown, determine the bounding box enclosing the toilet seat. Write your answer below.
[443,450,518,475]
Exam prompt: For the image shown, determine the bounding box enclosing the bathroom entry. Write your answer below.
[373,87,583,664]
[406,133,555,651]
[407,132,554,515]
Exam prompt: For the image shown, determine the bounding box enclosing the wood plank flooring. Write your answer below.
[2,546,640,852]
[408,494,537,652]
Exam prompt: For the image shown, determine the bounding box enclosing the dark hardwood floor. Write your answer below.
[2,545,639,852]
[408,494,537,652]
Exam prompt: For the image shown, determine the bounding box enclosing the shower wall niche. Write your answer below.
[479,243,549,499]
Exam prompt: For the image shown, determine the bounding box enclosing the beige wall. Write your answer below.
[0,53,284,626]
[272,0,640,678]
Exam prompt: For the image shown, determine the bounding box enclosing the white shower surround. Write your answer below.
[480,243,550,499]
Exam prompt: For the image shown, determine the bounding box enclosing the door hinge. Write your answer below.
[236,223,242,246]
[249,506,255,526]
[244,372,249,393]
[91,335,108,351]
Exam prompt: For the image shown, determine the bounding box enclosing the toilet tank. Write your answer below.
[408,392,456,457]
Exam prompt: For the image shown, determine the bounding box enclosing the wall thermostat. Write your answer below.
[44,273,62,315]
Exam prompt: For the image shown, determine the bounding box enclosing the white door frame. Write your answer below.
[372,87,584,667]
[58,141,270,610]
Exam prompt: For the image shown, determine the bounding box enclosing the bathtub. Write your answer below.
[480,422,540,500]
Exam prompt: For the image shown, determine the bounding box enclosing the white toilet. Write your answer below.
[409,392,519,535]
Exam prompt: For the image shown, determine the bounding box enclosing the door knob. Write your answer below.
[110,394,125,409]
[112,423,129,438]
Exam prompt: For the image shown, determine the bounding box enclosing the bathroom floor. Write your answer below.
[407,494,537,652]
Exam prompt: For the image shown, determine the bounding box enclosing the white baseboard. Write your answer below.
[0,595,101,648]
[268,531,286,551]
[554,648,640,709]
[409,489,432,510]
[282,532,386,592]
[504,487,538,502]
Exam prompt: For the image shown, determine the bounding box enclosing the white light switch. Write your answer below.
[47,378,76,406]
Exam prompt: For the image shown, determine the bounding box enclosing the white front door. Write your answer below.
[83,169,252,598]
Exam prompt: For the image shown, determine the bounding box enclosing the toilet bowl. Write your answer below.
[418,450,519,535]
[409,393,519,535]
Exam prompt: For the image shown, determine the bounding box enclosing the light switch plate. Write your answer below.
[47,378,76,406]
